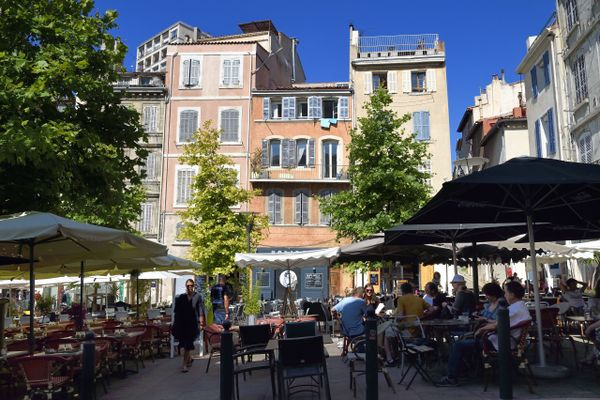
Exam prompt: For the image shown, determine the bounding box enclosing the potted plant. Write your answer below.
[35,294,55,321]
[250,148,263,179]
[242,282,261,325]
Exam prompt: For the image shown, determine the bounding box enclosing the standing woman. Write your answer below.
[172,279,205,373]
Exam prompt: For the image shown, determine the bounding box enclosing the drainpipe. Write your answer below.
[160,50,177,244]
[291,38,297,83]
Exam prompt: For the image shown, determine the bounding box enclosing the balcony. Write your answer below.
[250,165,350,183]
[357,34,443,58]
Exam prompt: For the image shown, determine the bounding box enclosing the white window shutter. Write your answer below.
[387,71,398,93]
[189,59,200,86]
[402,70,411,93]
[426,69,437,92]
[274,192,282,224]
[182,59,191,86]
[282,97,296,119]
[262,98,270,120]
[338,97,349,119]
[143,106,151,131]
[232,58,241,86]
[295,193,302,224]
[363,72,372,94]
[221,59,231,86]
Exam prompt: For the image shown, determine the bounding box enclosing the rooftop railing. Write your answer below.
[358,33,440,54]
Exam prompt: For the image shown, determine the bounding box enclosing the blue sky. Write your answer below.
[97,0,556,156]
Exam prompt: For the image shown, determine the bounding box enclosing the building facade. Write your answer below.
[517,15,573,161]
[249,83,354,298]
[349,26,452,193]
[556,0,600,164]
[454,74,528,176]
[136,22,210,72]
[159,21,305,262]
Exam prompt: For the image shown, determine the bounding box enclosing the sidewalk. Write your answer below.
[99,342,600,400]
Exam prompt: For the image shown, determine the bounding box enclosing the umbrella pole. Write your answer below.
[472,241,479,298]
[526,214,546,367]
[28,239,35,355]
[452,241,458,276]
[80,261,84,330]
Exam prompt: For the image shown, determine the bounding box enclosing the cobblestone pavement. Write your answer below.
[99,340,600,400]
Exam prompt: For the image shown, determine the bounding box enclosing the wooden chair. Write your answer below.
[16,355,74,399]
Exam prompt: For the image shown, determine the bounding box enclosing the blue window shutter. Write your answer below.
[261,140,269,168]
[413,112,421,139]
[547,108,556,154]
[307,139,315,167]
[531,67,538,98]
[543,52,551,86]
[422,112,430,140]
[535,119,542,157]
[263,98,270,120]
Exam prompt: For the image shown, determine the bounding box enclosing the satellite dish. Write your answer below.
[279,270,298,288]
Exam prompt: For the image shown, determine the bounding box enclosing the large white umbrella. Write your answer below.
[0,211,167,353]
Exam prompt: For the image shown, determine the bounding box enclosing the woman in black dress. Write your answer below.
[173,279,205,372]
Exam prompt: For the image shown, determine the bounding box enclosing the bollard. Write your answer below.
[81,331,96,400]
[365,309,378,400]
[497,307,512,400]
[220,320,234,400]
[0,299,8,355]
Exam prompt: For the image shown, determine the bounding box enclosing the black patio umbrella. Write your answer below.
[405,156,600,370]
[384,222,528,295]
[515,224,600,243]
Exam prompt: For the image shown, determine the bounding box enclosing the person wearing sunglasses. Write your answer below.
[363,283,379,309]
[172,279,205,372]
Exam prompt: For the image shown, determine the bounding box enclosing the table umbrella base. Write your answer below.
[529,363,569,379]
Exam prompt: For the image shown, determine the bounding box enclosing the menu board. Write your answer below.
[304,272,323,289]
[369,273,379,285]
[256,271,270,287]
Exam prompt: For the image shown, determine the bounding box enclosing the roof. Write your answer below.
[466,120,482,140]
[457,107,474,132]
[239,20,278,35]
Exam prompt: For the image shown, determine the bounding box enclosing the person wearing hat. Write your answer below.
[444,274,476,317]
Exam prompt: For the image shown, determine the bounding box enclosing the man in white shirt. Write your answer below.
[438,281,531,386]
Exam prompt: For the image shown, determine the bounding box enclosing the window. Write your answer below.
[138,203,154,234]
[267,190,283,224]
[542,52,551,86]
[221,57,242,87]
[411,71,426,92]
[142,152,159,180]
[219,108,241,143]
[282,97,296,119]
[417,160,432,187]
[178,109,199,143]
[170,29,178,41]
[573,55,588,104]
[181,57,201,87]
[413,111,430,140]
[269,139,281,167]
[143,105,158,132]
[319,190,336,225]
[578,134,592,163]
[296,139,308,167]
[535,119,542,158]
[175,166,196,206]
[338,97,349,119]
[298,99,308,118]
[294,191,310,225]
[372,72,387,90]
[175,221,189,242]
[262,98,270,120]
[322,99,337,118]
[530,66,538,98]
[322,140,338,178]
[545,108,556,155]
[566,0,578,31]
[308,96,322,118]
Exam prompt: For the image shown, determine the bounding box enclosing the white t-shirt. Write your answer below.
[488,300,531,350]
[423,294,434,306]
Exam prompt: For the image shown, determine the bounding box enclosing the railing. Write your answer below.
[113,76,165,87]
[358,33,439,54]
[251,165,350,181]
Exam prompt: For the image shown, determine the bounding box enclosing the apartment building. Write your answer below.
[454,74,529,177]
[113,72,168,239]
[517,15,573,161]
[249,83,354,298]
[349,26,452,193]
[160,21,305,261]
[556,0,600,163]
[136,22,210,72]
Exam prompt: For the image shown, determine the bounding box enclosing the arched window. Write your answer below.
[294,190,310,225]
[322,140,339,178]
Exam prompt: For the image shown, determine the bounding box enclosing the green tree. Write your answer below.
[0,0,147,229]
[320,87,431,241]
[179,121,267,276]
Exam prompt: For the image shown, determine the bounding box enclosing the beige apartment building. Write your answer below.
[349,26,452,193]
[160,21,305,259]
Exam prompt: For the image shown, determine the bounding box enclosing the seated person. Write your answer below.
[560,277,587,315]
[444,274,476,317]
[422,282,446,319]
[475,282,506,323]
[331,287,367,339]
[363,283,380,309]
[438,281,530,386]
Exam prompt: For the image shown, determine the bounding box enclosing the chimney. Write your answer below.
[501,68,505,81]
[492,73,498,81]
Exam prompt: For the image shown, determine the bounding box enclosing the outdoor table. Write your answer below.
[36,348,83,358]
[3,350,28,359]
[420,318,474,356]
[566,315,599,343]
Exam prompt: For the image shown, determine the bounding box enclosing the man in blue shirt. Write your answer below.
[332,287,367,338]
[210,275,232,324]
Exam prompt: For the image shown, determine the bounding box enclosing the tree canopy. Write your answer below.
[319,87,431,241]
[0,0,147,229]
[179,121,267,276]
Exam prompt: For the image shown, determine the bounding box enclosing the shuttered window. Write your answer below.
[319,190,336,225]
[142,152,159,180]
[138,203,154,234]
[175,167,196,206]
[546,108,556,155]
[143,106,158,132]
[296,139,308,167]
[308,96,322,118]
[426,69,436,92]
[220,108,240,143]
[294,191,309,225]
[531,66,538,98]
[363,72,372,94]
[578,135,592,163]
[282,97,296,119]
[221,57,242,87]
[269,139,281,167]
[263,98,271,120]
[535,119,542,158]
[411,71,426,92]
[178,109,198,143]
[542,52,551,86]
[566,0,578,31]
[181,58,201,87]
[338,97,349,119]
[387,71,398,93]
[413,111,430,140]
[267,190,283,224]
[573,55,588,104]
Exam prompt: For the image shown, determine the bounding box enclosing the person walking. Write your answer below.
[172,279,205,373]
[210,275,232,324]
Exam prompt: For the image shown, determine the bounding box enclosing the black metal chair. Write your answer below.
[283,321,316,338]
[277,335,331,400]
[233,326,276,400]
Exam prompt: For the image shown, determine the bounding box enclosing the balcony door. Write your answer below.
[322,140,338,178]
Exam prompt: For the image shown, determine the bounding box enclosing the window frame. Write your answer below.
[413,111,431,141]
[269,139,282,167]
[411,71,427,93]
[578,133,593,163]
[319,189,336,226]
[176,107,200,145]
[296,138,309,167]
[179,56,202,89]
[573,54,588,105]
[138,202,154,234]
[218,106,242,144]
[220,56,243,88]
[173,165,198,208]
[565,0,578,32]
[266,189,283,225]
[143,105,159,133]
[294,190,310,226]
